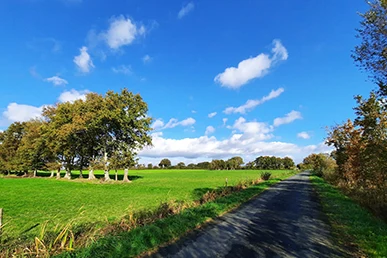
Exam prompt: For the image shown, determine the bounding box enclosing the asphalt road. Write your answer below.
[150,171,346,258]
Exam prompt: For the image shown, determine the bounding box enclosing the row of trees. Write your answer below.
[324,1,387,218]
[0,89,152,182]
[152,156,295,170]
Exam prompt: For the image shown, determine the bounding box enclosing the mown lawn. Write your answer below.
[0,169,295,240]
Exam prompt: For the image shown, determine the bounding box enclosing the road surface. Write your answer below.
[150,171,346,258]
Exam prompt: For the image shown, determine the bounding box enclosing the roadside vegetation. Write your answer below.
[311,176,387,257]
[297,5,387,256]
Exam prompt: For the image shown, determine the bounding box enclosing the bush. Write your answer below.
[261,172,271,181]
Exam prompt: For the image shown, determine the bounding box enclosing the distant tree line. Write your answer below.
[148,156,295,170]
[0,89,152,182]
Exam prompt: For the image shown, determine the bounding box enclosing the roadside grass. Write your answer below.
[0,169,295,242]
[310,175,387,257]
[57,176,292,258]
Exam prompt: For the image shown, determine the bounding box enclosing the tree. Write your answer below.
[176,162,186,169]
[187,163,196,169]
[147,163,153,169]
[301,153,336,176]
[196,162,210,169]
[159,158,171,168]
[16,120,51,177]
[245,161,255,169]
[282,157,295,169]
[0,122,26,175]
[353,0,387,93]
[226,156,244,170]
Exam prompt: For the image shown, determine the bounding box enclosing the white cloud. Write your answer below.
[139,133,332,164]
[142,54,151,63]
[222,118,228,126]
[230,117,273,140]
[73,46,94,73]
[152,119,165,130]
[272,39,289,61]
[178,2,195,19]
[3,103,43,122]
[224,88,284,114]
[112,65,132,75]
[191,110,197,114]
[297,132,311,139]
[214,40,288,89]
[208,112,217,118]
[44,76,68,86]
[152,117,196,130]
[58,89,89,103]
[178,117,196,126]
[101,15,145,50]
[205,126,215,135]
[273,110,302,127]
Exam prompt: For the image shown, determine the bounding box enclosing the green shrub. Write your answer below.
[261,172,271,181]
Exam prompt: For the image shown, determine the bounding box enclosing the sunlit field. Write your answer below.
[0,169,295,239]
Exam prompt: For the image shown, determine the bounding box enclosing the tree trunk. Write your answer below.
[64,168,71,179]
[123,168,131,182]
[50,171,54,178]
[79,169,83,179]
[115,170,118,181]
[56,168,61,179]
[104,169,110,181]
[88,169,96,180]
[33,169,37,177]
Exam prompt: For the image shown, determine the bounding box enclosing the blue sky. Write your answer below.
[0,0,373,164]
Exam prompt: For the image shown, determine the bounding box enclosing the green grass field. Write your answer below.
[0,169,295,240]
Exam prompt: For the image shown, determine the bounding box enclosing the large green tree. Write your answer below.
[159,158,171,168]
[353,0,387,92]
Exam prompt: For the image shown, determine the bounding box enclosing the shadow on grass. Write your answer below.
[31,171,143,181]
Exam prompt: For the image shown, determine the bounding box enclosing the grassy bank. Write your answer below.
[310,175,387,257]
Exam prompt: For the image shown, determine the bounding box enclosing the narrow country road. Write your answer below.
[150,172,346,258]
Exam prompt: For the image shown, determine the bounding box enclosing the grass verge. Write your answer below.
[57,177,288,258]
[310,175,387,257]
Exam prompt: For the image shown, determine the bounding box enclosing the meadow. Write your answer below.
[0,169,295,241]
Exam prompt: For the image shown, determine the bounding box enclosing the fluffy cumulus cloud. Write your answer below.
[230,117,273,140]
[3,103,44,122]
[273,110,302,127]
[44,76,68,86]
[152,119,165,130]
[178,2,195,19]
[73,46,94,73]
[205,125,215,135]
[297,131,311,139]
[58,89,90,103]
[224,88,284,114]
[100,15,145,50]
[139,129,332,164]
[112,65,132,75]
[152,117,196,130]
[214,40,288,89]
[208,112,217,118]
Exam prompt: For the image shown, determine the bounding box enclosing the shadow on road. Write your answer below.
[151,172,349,258]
